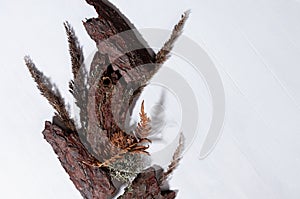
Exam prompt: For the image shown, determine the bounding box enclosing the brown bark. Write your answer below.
[43,118,176,199]
[43,119,115,199]
[82,0,161,171]
[119,167,176,199]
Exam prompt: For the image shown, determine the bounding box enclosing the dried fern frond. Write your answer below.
[135,100,151,139]
[160,132,185,183]
[110,131,138,150]
[155,10,190,64]
[90,139,150,168]
[24,56,75,131]
[64,21,84,79]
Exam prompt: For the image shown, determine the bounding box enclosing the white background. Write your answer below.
[1,0,300,198]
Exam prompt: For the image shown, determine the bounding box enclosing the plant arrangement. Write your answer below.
[25,0,189,198]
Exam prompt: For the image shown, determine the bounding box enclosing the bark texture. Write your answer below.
[43,118,176,199]
[43,120,115,199]
[119,167,176,199]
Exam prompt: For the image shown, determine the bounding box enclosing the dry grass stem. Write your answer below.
[155,10,190,64]
[161,132,185,182]
[24,56,75,131]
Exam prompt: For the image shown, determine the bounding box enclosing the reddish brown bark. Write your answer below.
[43,119,116,199]
[119,167,176,199]
[43,118,176,199]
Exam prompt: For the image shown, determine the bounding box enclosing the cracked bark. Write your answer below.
[43,119,115,199]
[44,117,176,199]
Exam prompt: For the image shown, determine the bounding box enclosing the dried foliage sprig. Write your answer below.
[135,100,151,139]
[64,22,89,131]
[91,139,150,168]
[64,21,84,79]
[160,132,185,183]
[24,56,75,131]
[156,10,190,64]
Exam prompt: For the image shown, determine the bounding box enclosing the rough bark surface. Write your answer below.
[43,120,115,199]
[43,118,176,199]
[119,167,176,199]
[82,0,160,170]
[83,0,159,134]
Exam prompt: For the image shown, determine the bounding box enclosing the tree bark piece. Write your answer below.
[119,167,176,199]
[43,120,116,199]
[43,118,177,199]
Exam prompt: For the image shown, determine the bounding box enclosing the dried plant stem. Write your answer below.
[156,10,190,64]
[64,21,84,79]
[160,132,185,183]
[64,22,89,131]
[24,56,75,131]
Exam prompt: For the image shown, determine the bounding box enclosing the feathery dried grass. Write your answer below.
[64,22,88,131]
[155,10,190,64]
[64,21,84,79]
[160,132,185,182]
[24,56,75,131]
